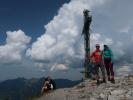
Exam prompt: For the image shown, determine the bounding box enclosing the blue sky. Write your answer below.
[0,0,133,82]
[0,0,70,44]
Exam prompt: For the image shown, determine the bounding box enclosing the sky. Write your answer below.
[0,0,70,43]
[0,0,133,81]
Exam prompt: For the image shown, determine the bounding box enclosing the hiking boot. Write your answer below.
[97,80,100,86]
[102,79,106,83]
[110,78,115,84]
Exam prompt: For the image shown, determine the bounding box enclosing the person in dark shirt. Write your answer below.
[102,45,115,83]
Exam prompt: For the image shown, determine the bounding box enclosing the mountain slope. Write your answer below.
[36,76,133,100]
[0,78,80,100]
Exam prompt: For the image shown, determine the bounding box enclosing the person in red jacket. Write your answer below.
[90,44,106,85]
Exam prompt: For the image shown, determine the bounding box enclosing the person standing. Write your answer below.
[102,45,115,83]
[90,44,106,85]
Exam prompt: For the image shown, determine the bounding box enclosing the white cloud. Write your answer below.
[26,0,107,71]
[116,65,132,76]
[27,0,106,59]
[90,33,113,51]
[131,36,133,41]
[35,62,45,68]
[0,30,31,63]
[27,0,133,71]
[94,0,133,33]
[104,38,113,45]
[113,41,126,61]
[50,64,69,71]
[119,26,130,33]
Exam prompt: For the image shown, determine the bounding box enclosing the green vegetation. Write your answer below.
[27,91,43,100]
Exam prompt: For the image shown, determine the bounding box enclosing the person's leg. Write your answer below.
[104,59,111,81]
[94,63,100,85]
[100,62,106,83]
[94,63,99,79]
[43,86,48,92]
[109,62,115,83]
[92,63,96,80]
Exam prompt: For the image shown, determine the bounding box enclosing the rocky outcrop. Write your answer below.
[36,76,133,100]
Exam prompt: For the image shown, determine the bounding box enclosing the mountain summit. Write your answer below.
[36,76,133,100]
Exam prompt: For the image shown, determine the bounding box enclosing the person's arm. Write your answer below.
[110,49,113,62]
[101,50,104,60]
[90,52,95,63]
[51,80,56,90]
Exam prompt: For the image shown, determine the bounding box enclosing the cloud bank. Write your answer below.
[0,30,31,63]
[26,0,133,72]
[0,0,133,79]
[116,64,133,76]
[26,0,107,71]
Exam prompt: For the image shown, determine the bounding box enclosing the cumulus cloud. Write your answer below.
[93,0,133,33]
[50,64,69,71]
[116,65,133,76]
[35,62,45,68]
[26,0,107,71]
[90,33,113,50]
[119,26,130,33]
[90,0,133,64]
[0,30,31,63]
[27,0,133,71]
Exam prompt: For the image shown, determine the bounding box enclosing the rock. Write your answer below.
[126,96,133,100]
[76,82,85,89]
[128,75,133,80]
[77,88,85,93]
[108,95,118,100]
[111,89,126,95]
[99,93,105,98]
[90,97,97,100]
[127,88,133,96]
[78,94,86,98]
[36,76,133,100]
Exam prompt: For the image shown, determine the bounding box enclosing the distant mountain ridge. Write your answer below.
[0,77,81,100]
